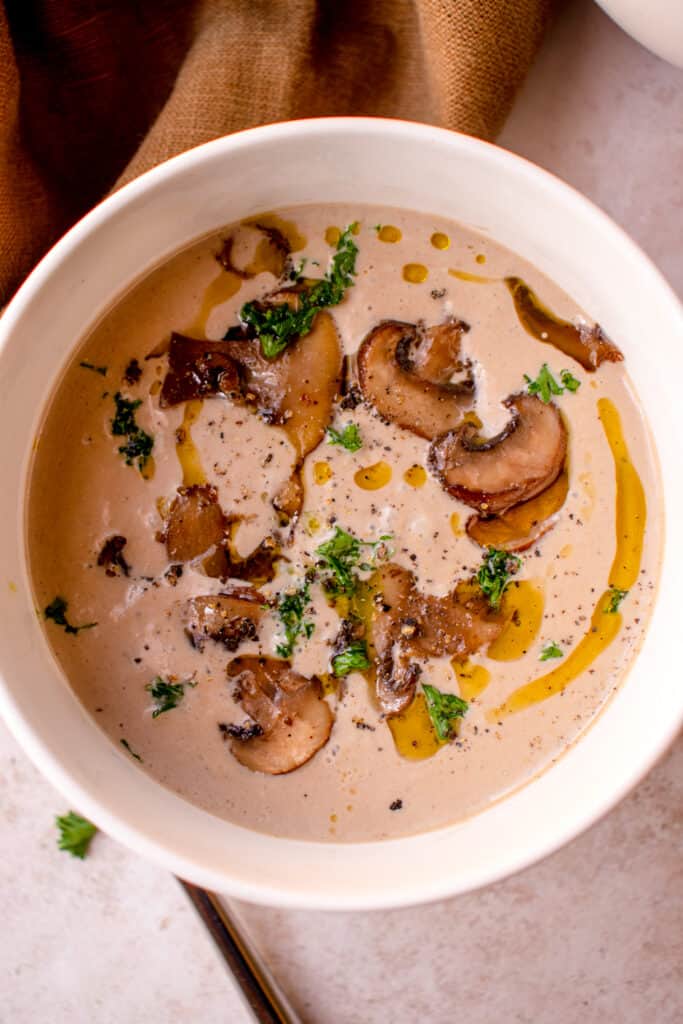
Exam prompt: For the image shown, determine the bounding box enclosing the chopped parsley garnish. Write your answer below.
[111,392,154,472]
[44,596,97,635]
[56,811,97,859]
[326,422,363,452]
[120,738,143,762]
[331,639,371,677]
[476,548,521,610]
[275,582,314,658]
[540,641,564,661]
[238,223,359,359]
[524,363,581,403]
[145,677,197,718]
[423,684,469,742]
[606,586,628,614]
[315,527,390,597]
[79,360,107,376]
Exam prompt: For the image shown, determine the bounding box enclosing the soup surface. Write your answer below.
[28,205,660,841]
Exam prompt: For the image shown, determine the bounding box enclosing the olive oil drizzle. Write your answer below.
[175,400,206,486]
[185,271,242,337]
[491,397,646,717]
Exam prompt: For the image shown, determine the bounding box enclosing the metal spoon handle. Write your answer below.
[179,880,300,1024]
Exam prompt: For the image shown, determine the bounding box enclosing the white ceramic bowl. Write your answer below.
[1,119,681,910]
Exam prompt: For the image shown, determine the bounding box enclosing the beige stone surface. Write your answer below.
[1,2,682,1021]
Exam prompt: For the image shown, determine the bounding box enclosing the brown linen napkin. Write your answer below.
[0,0,553,304]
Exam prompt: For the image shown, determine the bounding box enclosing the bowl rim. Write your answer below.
[1,116,682,910]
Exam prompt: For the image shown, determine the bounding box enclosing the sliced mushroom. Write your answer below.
[225,301,343,461]
[357,319,474,440]
[160,334,241,406]
[467,469,569,552]
[505,277,623,371]
[217,223,290,279]
[429,394,567,515]
[371,563,504,715]
[161,485,279,582]
[185,585,266,652]
[224,656,333,774]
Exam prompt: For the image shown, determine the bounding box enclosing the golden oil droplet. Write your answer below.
[450,512,462,536]
[448,268,493,284]
[404,464,427,488]
[351,221,361,235]
[306,514,321,534]
[140,456,156,481]
[149,379,162,396]
[354,461,392,490]
[430,232,450,250]
[320,673,338,695]
[488,581,544,662]
[378,225,402,243]
[175,400,206,487]
[559,544,573,559]
[452,658,491,701]
[475,253,487,264]
[313,461,333,484]
[325,226,341,246]
[388,694,443,760]
[330,813,338,823]
[403,263,429,284]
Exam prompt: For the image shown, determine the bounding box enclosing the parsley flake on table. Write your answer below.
[56,811,97,859]
[540,641,564,661]
[238,223,359,359]
[111,392,154,473]
[145,677,197,718]
[476,548,521,610]
[423,684,469,742]
[44,596,97,635]
[326,422,363,452]
[524,363,581,403]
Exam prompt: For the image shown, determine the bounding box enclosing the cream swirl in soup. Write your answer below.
[27,206,660,841]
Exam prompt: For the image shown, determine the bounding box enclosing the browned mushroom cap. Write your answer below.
[162,485,279,582]
[224,656,334,774]
[466,469,569,552]
[357,319,474,440]
[160,334,241,407]
[505,277,623,371]
[371,564,503,715]
[225,302,343,461]
[185,585,266,652]
[429,394,567,515]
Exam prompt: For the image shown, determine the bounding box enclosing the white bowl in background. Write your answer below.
[0,119,681,910]
[594,0,683,68]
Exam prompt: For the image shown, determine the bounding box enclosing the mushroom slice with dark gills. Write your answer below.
[185,585,267,652]
[161,485,279,583]
[223,656,334,774]
[371,564,503,715]
[429,394,567,516]
[160,334,241,406]
[357,319,474,440]
[505,277,623,371]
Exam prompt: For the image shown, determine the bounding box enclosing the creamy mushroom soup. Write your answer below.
[27,206,660,841]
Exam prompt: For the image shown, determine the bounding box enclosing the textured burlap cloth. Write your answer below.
[0,0,553,303]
